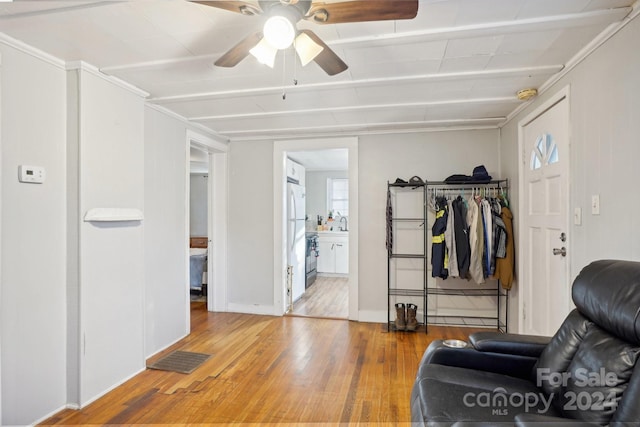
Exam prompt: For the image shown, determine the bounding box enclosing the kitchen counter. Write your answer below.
[317,230,348,237]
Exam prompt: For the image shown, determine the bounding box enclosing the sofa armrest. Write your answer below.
[514,413,600,426]
[419,340,539,380]
[469,332,551,358]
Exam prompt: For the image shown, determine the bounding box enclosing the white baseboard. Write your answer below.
[358,310,387,323]
[226,303,276,316]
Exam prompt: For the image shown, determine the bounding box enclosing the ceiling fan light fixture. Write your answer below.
[294,32,324,66]
[249,38,278,68]
[263,15,296,49]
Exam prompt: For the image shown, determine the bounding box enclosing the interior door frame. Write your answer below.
[273,137,359,320]
[186,130,228,319]
[517,85,571,334]
[0,54,3,422]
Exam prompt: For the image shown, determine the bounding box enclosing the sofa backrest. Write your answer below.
[533,260,640,425]
[572,260,640,344]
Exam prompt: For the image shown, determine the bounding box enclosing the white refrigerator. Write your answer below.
[287,182,306,304]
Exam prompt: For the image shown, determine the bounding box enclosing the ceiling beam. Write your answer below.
[330,7,633,46]
[218,118,506,141]
[188,97,519,122]
[148,65,563,104]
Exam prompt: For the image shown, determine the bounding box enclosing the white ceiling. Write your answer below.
[0,0,636,142]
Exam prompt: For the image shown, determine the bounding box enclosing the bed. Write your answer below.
[189,237,208,294]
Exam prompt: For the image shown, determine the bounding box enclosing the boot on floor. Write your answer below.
[406,303,418,331]
[394,303,406,331]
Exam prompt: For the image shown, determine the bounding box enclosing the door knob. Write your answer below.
[553,247,567,257]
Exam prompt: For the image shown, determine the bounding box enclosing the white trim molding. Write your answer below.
[66,61,149,98]
[0,32,65,70]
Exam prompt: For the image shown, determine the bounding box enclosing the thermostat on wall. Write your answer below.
[18,165,46,184]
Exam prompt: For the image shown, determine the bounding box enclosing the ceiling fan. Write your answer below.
[193,0,419,75]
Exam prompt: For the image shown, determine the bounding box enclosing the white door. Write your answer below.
[521,96,570,336]
[317,239,333,273]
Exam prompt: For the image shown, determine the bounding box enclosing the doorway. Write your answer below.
[273,137,359,320]
[287,149,349,319]
[186,130,228,320]
[189,146,209,304]
[518,87,571,336]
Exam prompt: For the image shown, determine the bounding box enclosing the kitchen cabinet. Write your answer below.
[317,233,349,274]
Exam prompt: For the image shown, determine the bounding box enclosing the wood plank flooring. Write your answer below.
[290,276,349,319]
[42,302,491,426]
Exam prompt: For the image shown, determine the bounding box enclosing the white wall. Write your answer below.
[0,44,67,425]
[227,141,274,310]
[0,37,221,425]
[144,106,189,358]
[358,130,501,319]
[500,13,640,332]
[190,173,208,237]
[68,65,146,407]
[306,170,348,231]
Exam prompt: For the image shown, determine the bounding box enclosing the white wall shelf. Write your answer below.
[84,208,144,222]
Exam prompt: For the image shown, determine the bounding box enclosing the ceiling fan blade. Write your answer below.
[298,30,347,76]
[192,1,263,16]
[214,31,264,67]
[306,0,418,24]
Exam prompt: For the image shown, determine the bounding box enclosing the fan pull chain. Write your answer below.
[292,44,298,87]
[282,51,287,100]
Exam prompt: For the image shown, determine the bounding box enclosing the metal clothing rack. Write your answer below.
[386,181,428,333]
[425,179,509,333]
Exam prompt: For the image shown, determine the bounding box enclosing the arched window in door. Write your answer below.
[530,133,559,170]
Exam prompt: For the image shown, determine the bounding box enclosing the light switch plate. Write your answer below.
[591,194,600,215]
[574,207,582,225]
[18,165,46,184]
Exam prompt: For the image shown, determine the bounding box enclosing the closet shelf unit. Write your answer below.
[386,181,428,333]
[426,179,509,333]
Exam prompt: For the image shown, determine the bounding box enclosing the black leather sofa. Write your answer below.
[411,259,640,426]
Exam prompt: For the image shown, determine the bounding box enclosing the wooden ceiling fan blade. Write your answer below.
[307,0,418,24]
[298,30,347,76]
[192,1,263,16]
[214,31,264,67]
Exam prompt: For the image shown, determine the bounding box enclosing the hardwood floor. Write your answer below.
[42,302,491,426]
[290,275,349,319]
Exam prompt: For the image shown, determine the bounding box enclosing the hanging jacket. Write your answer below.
[444,198,459,278]
[467,196,485,284]
[492,199,507,259]
[494,206,515,289]
[431,197,448,279]
[481,199,493,277]
[386,188,393,252]
[452,196,470,278]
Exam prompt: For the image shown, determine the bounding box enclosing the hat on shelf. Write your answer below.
[470,165,492,183]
